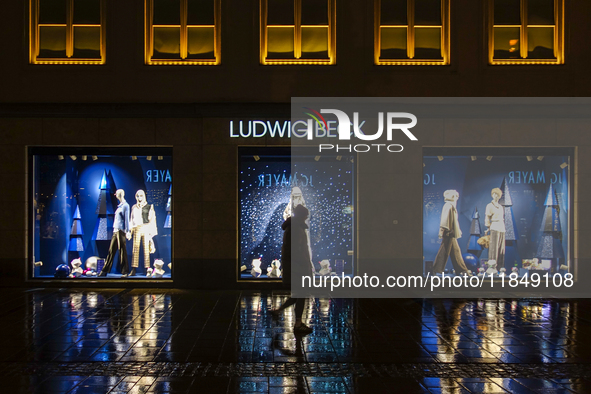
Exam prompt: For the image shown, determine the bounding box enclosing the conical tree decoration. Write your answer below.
[536,184,564,259]
[467,207,483,257]
[92,170,116,241]
[68,204,84,252]
[164,184,172,229]
[499,177,517,241]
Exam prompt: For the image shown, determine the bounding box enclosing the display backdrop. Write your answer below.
[31,148,172,279]
[423,149,571,275]
[239,148,354,280]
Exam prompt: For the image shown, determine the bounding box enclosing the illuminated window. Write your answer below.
[260,0,336,65]
[489,0,563,64]
[30,0,105,64]
[145,0,221,65]
[375,0,449,65]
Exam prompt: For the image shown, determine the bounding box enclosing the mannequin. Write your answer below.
[485,187,505,270]
[128,190,157,276]
[283,187,315,273]
[99,189,130,277]
[432,190,471,275]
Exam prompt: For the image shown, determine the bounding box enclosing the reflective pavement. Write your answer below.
[0,288,590,393]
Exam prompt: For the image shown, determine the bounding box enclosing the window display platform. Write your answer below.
[34,273,171,280]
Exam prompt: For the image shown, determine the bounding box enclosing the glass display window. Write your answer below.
[29,147,173,280]
[423,148,572,278]
[238,147,355,280]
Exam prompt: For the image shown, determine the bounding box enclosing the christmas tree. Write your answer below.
[536,184,564,266]
[68,204,84,254]
[467,207,483,257]
[500,177,520,269]
[164,184,172,229]
[92,169,115,242]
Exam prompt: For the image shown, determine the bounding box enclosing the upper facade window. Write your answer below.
[489,0,564,64]
[30,0,105,64]
[145,0,221,65]
[260,0,336,65]
[375,0,449,65]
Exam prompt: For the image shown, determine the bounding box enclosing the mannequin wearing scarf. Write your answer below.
[485,187,505,269]
[432,190,471,275]
[129,189,157,275]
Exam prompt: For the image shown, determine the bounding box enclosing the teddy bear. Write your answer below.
[146,259,166,278]
[251,259,262,278]
[499,267,506,277]
[70,258,83,278]
[268,259,282,278]
[318,260,336,276]
[485,259,498,276]
[477,267,485,277]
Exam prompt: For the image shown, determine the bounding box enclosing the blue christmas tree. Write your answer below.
[68,204,84,254]
[536,184,564,267]
[467,207,483,257]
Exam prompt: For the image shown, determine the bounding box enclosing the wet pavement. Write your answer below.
[0,289,590,393]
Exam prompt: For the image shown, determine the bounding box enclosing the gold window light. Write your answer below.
[375,0,449,65]
[145,0,221,65]
[260,0,336,65]
[30,0,106,64]
[489,0,564,65]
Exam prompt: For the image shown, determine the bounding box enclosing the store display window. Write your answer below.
[30,147,173,280]
[423,148,572,278]
[238,147,355,280]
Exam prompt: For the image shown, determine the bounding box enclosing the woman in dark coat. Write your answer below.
[273,204,313,333]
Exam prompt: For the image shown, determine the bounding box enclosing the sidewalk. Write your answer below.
[0,288,589,393]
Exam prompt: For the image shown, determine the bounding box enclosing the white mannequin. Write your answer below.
[485,187,505,270]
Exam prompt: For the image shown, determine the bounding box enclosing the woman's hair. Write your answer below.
[491,187,502,197]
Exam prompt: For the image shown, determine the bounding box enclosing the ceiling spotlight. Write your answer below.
[92,155,98,161]
[131,156,137,160]
[423,163,425,167]
[336,156,342,161]
[146,156,152,161]
[537,156,544,161]
[58,155,64,160]
[471,156,477,161]
[34,261,43,267]
[314,156,321,161]
[560,162,568,169]
[526,156,533,161]
[70,155,77,161]
[253,155,260,161]
[486,156,493,161]
[437,156,444,161]
[81,155,87,161]
[158,156,163,160]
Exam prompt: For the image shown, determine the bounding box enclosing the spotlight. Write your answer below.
[253,155,260,161]
[537,156,544,161]
[34,261,43,267]
[58,155,64,160]
[131,156,137,160]
[423,163,425,167]
[471,156,477,161]
[314,156,321,161]
[560,162,568,169]
[146,156,152,161]
[158,156,163,160]
[486,156,493,161]
[559,264,568,271]
[92,155,98,161]
[526,156,533,161]
[69,155,77,161]
[437,156,444,161]
[336,156,342,161]
[81,155,87,161]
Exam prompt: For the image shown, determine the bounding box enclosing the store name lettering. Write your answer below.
[230,120,338,139]
[258,173,313,187]
[146,170,172,183]
[507,171,563,184]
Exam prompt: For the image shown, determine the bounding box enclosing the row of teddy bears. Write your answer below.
[55,256,170,278]
[244,258,337,278]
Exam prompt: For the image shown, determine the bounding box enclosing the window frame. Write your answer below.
[29,0,106,65]
[374,0,450,65]
[260,0,337,65]
[145,0,221,65]
[488,0,564,65]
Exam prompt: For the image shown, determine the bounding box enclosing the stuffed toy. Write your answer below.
[486,259,498,276]
[477,267,485,277]
[251,259,262,278]
[512,266,519,275]
[70,258,83,278]
[152,259,165,278]
[84,256,99,272]
[477,235,491,249]
[499,267,506,277]
[268,259,282,278]
[318,260,336,276]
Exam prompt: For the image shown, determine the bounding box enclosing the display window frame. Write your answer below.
[237,146,356,282]
[422,147,574,279]
[28,146,174,283]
